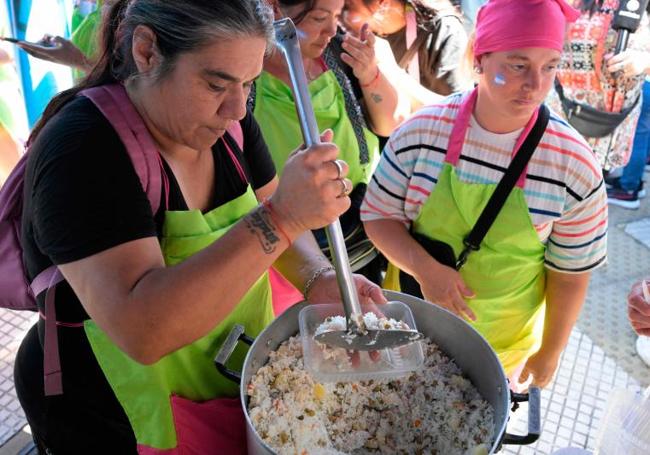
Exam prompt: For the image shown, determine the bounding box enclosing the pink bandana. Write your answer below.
[473,0,581,56]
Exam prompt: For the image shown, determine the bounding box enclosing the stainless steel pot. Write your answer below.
[216,291,541,454]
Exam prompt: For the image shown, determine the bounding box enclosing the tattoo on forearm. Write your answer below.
[245,206,281,254]
[370,93,383,104]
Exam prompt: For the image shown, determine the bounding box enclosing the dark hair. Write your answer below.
[276,0,317,25]
[360,0,461,32]
[579,0,604,16]
[28,0,274,144]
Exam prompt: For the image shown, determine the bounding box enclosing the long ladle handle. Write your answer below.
[273,18,365,332]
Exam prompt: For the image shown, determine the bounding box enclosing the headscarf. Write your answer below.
[473,0,581,56]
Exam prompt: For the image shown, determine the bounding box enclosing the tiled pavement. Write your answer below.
[0,311,35,450]
[1,181,650,454]
[503,183,650,454]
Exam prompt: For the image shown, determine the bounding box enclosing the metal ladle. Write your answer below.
[273,18,423,351]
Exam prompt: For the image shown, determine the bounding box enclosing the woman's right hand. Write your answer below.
[270,129,352,240]
[415,261,476,321]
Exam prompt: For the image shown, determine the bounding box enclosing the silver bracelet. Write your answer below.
[303,265,335,298]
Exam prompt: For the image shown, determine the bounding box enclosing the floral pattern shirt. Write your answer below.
[546,0,650,170]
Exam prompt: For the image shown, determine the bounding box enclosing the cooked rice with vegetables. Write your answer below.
[248,333,494,454]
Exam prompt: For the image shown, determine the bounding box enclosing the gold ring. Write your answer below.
[332,160,344,180]
[339,179,350,198]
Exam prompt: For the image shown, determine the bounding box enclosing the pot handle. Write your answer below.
[214,324,254,385]
[502,386,541,445]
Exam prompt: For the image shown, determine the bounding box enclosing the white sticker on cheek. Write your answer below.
[494,73,506,86]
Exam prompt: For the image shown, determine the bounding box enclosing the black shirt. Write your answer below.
[15,96,275,452]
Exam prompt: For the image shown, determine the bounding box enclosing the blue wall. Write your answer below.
[7,0,73,127]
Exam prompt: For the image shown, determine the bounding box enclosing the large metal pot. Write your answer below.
[216,291,540,454]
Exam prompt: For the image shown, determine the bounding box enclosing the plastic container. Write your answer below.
[594,387,650,455]
[298,301,424,382]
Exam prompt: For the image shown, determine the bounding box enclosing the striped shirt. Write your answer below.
[361,93,608,273]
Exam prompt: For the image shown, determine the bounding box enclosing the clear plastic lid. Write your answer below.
[298,301,424,383]
[595,387,650,455]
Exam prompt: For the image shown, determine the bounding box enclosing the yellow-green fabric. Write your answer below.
[253,70,379,187]
[70,0,102,81]
[85,185,274,450]
[385,163,546,375]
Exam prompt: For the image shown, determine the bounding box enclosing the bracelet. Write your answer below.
[303,265,335,298]
[262,199,292,245]
[360,67,380,88]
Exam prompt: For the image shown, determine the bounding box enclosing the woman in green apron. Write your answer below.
[15,1,385,453]
[253,0,409,283]
[362,0,608,390]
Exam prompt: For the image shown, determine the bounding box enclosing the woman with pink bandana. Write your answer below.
[362,0,609,389]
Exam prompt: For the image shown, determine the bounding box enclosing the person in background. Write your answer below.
[252,0,409,283]
[342,0,470,109]
[629,280,650,336]
[546,0,650,173]
[628,279,650,366]
[0,35,24,185]
[15,0,104,79]
[362,0,608,390]
[607,77,650,209]
[15,0,385,452]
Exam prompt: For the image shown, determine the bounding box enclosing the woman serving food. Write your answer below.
[361,0,608,389]
[14,0,384,452]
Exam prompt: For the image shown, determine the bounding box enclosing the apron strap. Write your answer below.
[457,104,550,268]
[445,87,541,189]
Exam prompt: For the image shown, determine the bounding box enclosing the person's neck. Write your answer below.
[126,83,202,162]
[474,91,530,134]
[264,51,319,86]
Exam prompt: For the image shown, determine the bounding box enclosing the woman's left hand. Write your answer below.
[306,269,387,306]
[340,25,379,87]
[605,50,650,78]
[518,348,561,389]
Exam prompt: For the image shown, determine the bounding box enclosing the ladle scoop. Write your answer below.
[273,18,423,351]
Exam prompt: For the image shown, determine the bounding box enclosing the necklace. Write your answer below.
[305,59,322,82]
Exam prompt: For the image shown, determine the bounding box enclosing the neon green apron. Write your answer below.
[85,185,274,450]
[253,69,379,187]
[385,89,547,375]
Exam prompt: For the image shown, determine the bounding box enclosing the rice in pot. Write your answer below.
[248,330,494,455]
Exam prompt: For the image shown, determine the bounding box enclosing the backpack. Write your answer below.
[0,84,243,396]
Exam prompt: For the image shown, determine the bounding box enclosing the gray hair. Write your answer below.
[111,0,275,82]
[29,0,275,144]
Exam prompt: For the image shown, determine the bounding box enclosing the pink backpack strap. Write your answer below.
[29,84,166,396]
[224,122,247,184]
[30,266,70,396]
[226,121,243,150]
[81,84,163,213]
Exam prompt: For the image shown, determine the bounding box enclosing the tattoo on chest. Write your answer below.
[245,207,281,254]
[370,93,383,104]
